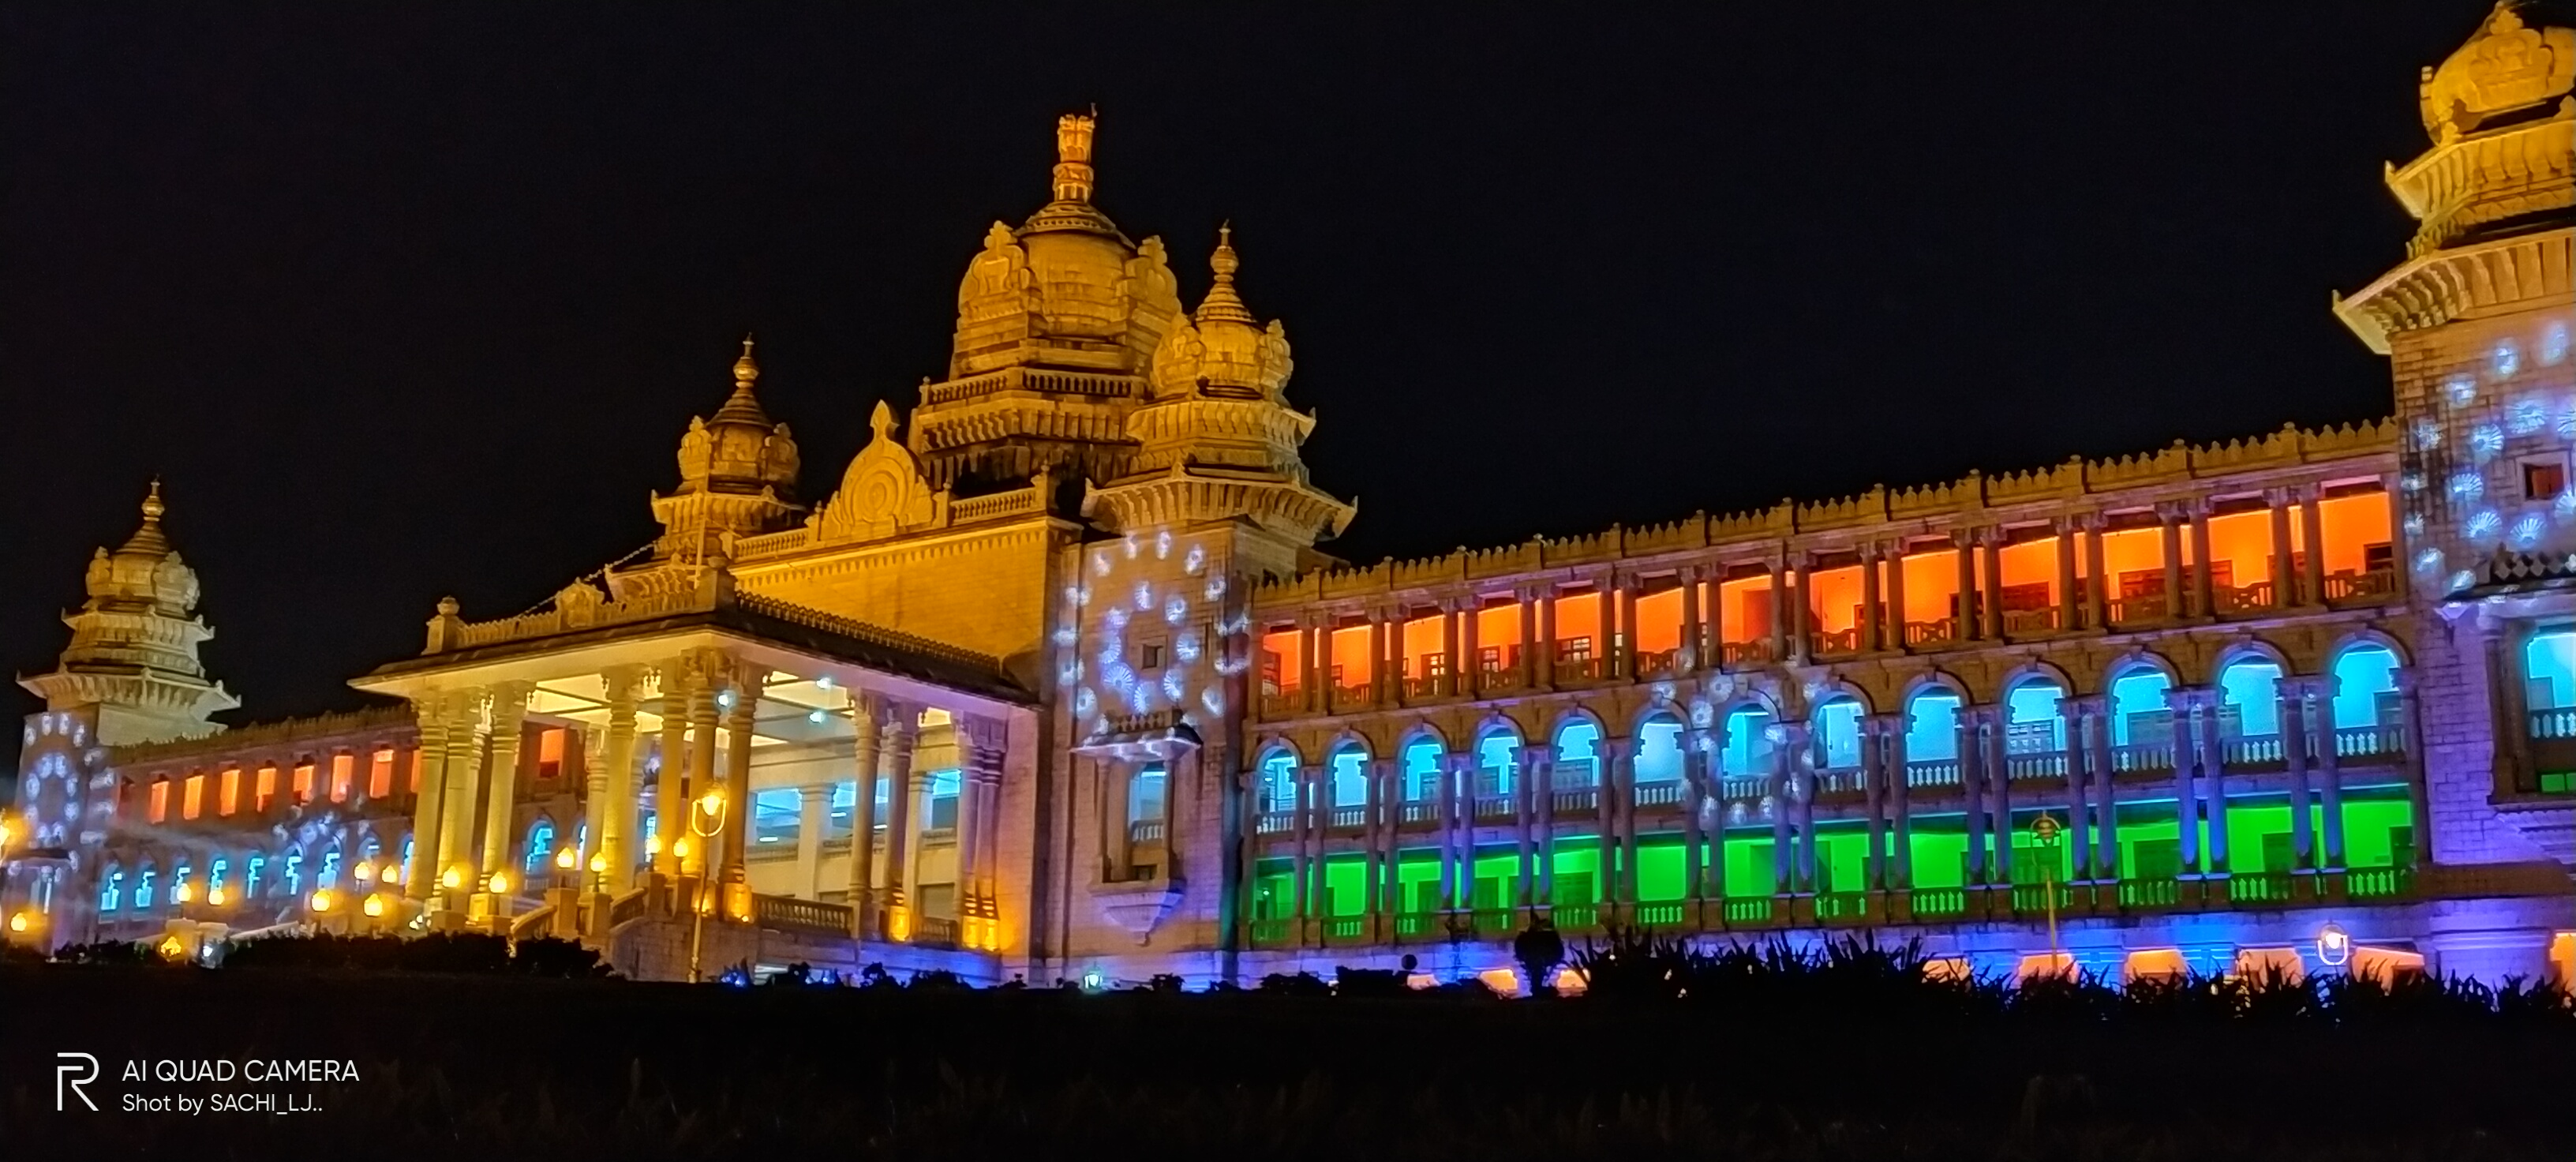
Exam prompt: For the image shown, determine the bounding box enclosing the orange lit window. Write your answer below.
[290,762,314,803]
[216,767,241,815]
[1259,628,1302,694]
[253,764,276,812]
[148,778,170,823]
[369,748,396,799]
[2525,459,2567,501]
[1400,612,1445,679]
[182,773,205,819]
[534,729,566,780]
[329,752,355,801]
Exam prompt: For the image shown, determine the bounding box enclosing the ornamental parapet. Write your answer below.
[110,705,414,765]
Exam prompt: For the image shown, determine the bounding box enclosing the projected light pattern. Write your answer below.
[1060,530,1235,740]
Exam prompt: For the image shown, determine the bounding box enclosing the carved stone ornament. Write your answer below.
[1089,878,1186,946]
[818,401,944,543]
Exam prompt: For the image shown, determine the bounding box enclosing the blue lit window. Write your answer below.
[2525,629,2576,711]
[1129,764,1167,824]
[283,853,303,897]
[1476,732,1521,797]
[1402,738,1443,801]
[245,854,266,900]
[1256,752,1296,815]
[1634,717,1685,784]
[2217,658,2283,738]
[99,868,124,912]
[134,868,156,909]
[926,770,961,831]
[752,788,802,849]
[208,857,228,898]
[2003,682,2065,753]
[1905,690,1961,763]
[524,817,556,875]
[1328,745,1368,807]
[318,847,342,890]
[2108,667,2174,746]
[2331,644,2402,729]
[1553,722,1601,788]
[1813,698,1863,768]
[825,782,855,842]
[1717,707,1773,778]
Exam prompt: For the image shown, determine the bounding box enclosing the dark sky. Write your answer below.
[0,2,2496,767]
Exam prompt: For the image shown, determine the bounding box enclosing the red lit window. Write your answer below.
[369,748,396,799]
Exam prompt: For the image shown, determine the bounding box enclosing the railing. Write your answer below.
[1477,669,1525,695]
[2009,883,2070,914]
[1811,628,1863,657]
[2105,594,2165,626]
[2222,734,2286,768]
[2214,581,2274,615]
[2226,872,2294,905]
[1720,897,1774,924]
[1553,653,1610,682]
[608,889,647,928]
[2335,725,2405,759]
[1634,902,1683,928]
[1474,796,1515,821]
[1324,916,1365,940]
[1634,647,1680,677]
[2529,707,2576,740]
[508,905,556,942]
[921,365,1135,406]
[1907,759,1961,788]
[1552,789,1598,814]
[1719,773,1767,800]
[2002,607,2061,636]
[1260,692,1305,719]
[1813,765,1866,796]
[1904,618,1959,647]
[1255,811,1294,835]
[2348,866,2413,899]
[910,916,961,948]
[1128,820,1166,844]
[1551,902,1598,931]
[1912,886,1967,917]
[945,485,1046,524]
[921,825,958,847]
[1249,917,1291,946]
[1719,639,1775,667]
[1327,807,1367,830]
[754,894,854,937]
[1815,892,1868,922]
[1403,674,1445,699]
[2116,878,2181,909]
[2005,752,2066,781]
[2323,569,2397,605]
[1398,801,1441,826]
[2110,743,2177,773]
[1329,682,1375,711]
[1472,909,1515,936]
[1633,780,1686,808]
[1393,912,1433,939]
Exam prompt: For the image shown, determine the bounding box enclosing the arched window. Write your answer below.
[283,851,304,898]
[318,844,343,890]
[1553,720,1601,789]
[1635,714,1685,785]
[1473,728,1521,798]
[1717,707,1773,779]
[1905,688,1961,763]
[134,864,158,909]
[1128,763,1167,824]
[1400,737,1442,803]
[2331,643,2402,729]
[1327,743,1369,808]
[2003,677,2066,754]
[244,853,266,900]
[2107,665,2174,746]
[208,856,230,901]
[524,817,556,875]
[2526,628,2576,711]
[99,864,123,913]
[170,860,193,902]
[1811,696,1863,770]
[2217,656,2284,739]
[1256,750,1297,816]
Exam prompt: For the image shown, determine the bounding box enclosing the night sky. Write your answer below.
[0,2,2497,775]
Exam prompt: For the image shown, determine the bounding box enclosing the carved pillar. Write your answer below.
[478,684,530,883]
[1883,712,1911,889]
[844,691,882,932]
[683,673,720,877]
[2054,517,2080,632]
[405,694,452,901]
[597,669,642,893]
[1615,576,1640,679]
[878,706,918,927]
[959,716,1005,930]
[1299,617,1323,714]
[1789,554,1814,665]
[1533,746,1557,905]
[2323,673,2353,872]
[1859,544,1885,653]
[2077,695,2117,880]
[653,662,692,879]
[1441,752,1470,909]
[1361,755,1387,917]
[1455,598,1480,695]
[2267,487,2297,609]
[1767,556,1789,664]
[1518,589,1541,691]
[1984,706,2012,887]
[1768,722,1795,894]
[1860,714,1887,890]
[438,692,485,892]
[1957,703,1986,886]
[1677,568,1704,673]
[794,785,829,898]
[1368,609,1391,707]
[2081,512,2108,630]
[2166,687,2200,875]
[2187,500,2216,618]
[1979,529,2006,641]
[717,672,759,885]
[1952,529,1979,642]
[2062,698,2090,883]
[1513,744,1540,909]
[1441,599,1463,696]
[1680,729,1709,905]
[1611,737,1639,905]
[1290,764,1316,919]
[2158,504,2187,620]
[2281,678,2315,872]
[1534,587,1559,690]
[2198,689,2230,876]
[1884,542,1909,650]
[2297,485,2327,607]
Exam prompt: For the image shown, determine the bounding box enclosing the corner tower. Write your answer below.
[2334,2,2575,904]
[908,113,1185,495]
[20,481,240,751]
[651,336,803,561]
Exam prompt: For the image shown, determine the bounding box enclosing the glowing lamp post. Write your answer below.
[2031,812,2065,978]
[308,889,338,934]
[687,789,728,982]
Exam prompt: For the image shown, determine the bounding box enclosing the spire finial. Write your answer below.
[140,477,164,523]
[1194,223,1252,324]
[733,332,758,387]
[1051,110,1098,204]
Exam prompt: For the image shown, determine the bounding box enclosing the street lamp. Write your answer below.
[687,788,728,981]
[2031,812,2065,978]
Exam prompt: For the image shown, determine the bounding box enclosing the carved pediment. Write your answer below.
[818,401,947,543]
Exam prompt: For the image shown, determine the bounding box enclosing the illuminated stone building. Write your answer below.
[6,4,2574,988]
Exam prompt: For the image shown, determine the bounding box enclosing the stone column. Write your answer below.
[1535,587,1559,689]
[1789,555,1814,665]
[1984,706,2013,887]
[1518,590,1541,691]
[1533,748,1557,905]
[1610,737,1639,905]
[2054,517,2080,632]
[1766,557,1789,663]
[2267,487,2297,609]
[1447,752,1475,909]
[878,707,918,927]
[2321,675,2352,872]
[1882,713,1911,888]
[1368,609,1391,707]
[597,669,642,893]
[1859,544,1885,653]
[2080,513,2108,630]
[1514,744,1540,909]
[2061,700,2090,883]
[2197,690,2230,876]
[438,693,485,892]
[794,785,829,898]
[2166,687,2200,875]
[1884,543,1909,649]
[683,676,720,878]
[1958,704,1986,886]
[1860,714,1886,890]
[2187,500,2216,618]
[2297,485,2327,607]
[2281,678,2316,872]
[844,692,882,932]
[1435,751,1459,909]
[1361,755,1387,917]
[2158,504,2186,620]
[1979,529,2006,641]
[405,695,453,901]
[478,684,530,883]
[1768,722,1794,894]
[958,716,1005,929]
[1680,730,1708,905]
[1456,598,1480,695]
[1953,530,1979,641]
[717,673,759,886]
[1290,763,1316,919]
[1678,567,1704,673]
[1441,599,1463,696]
[653,663,693,878]
[1299,617,1323,714]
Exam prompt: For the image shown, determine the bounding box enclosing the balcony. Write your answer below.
[1254,811,1294,836]
[1398,801,1441,826]
[1719,639,1776,668]
[2110,742,2177,774]
[2220,734,2287,770]
[1633,647,1681,678]
[1127,819,1165,845]
[1476,667,1525,696]
[1903,617,1960,647]
[1259,690,1305,719]
[2104,594,2166,627]
[1326,806,1368,830]
[1550,902,1599,931]
[2001,607,2062,637]
[2335,724,2405,759]
[1327,681,1375,712]
[1633,780,1687,808]
[910,915,961,949]
[2225,872,2295,905]
[1552,650,1612,684]
[1810,627,1864,658]
[2213,581,2275,616]
[1473,796,1515,821]
[1912,886,1968,917]
[1403,673,1447,699]
[1717,771,1768,800]
[2003,748,2066,782]
[2348,866,2413,898]
[1551,788,1598,814]
[1249,917,1291,947]
[1813,764,1866,796]
[2323,568,2398,606]
[1905,758,1962,788]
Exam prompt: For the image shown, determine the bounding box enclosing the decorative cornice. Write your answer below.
[2334,227,2573,353]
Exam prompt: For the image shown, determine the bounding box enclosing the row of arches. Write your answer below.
[1253,643,2403,811]
[95,828,414,918]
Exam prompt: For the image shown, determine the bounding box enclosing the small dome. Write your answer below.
[676,335,799,499]
[84,480,200,617]
[2421,2,2574,141]
[1150,227,1294,401]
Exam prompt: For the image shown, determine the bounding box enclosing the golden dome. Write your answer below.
[1150,227,1293,401]
[83,479,200,618]
[2421,2,2574,141]
[676,335,799,499]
